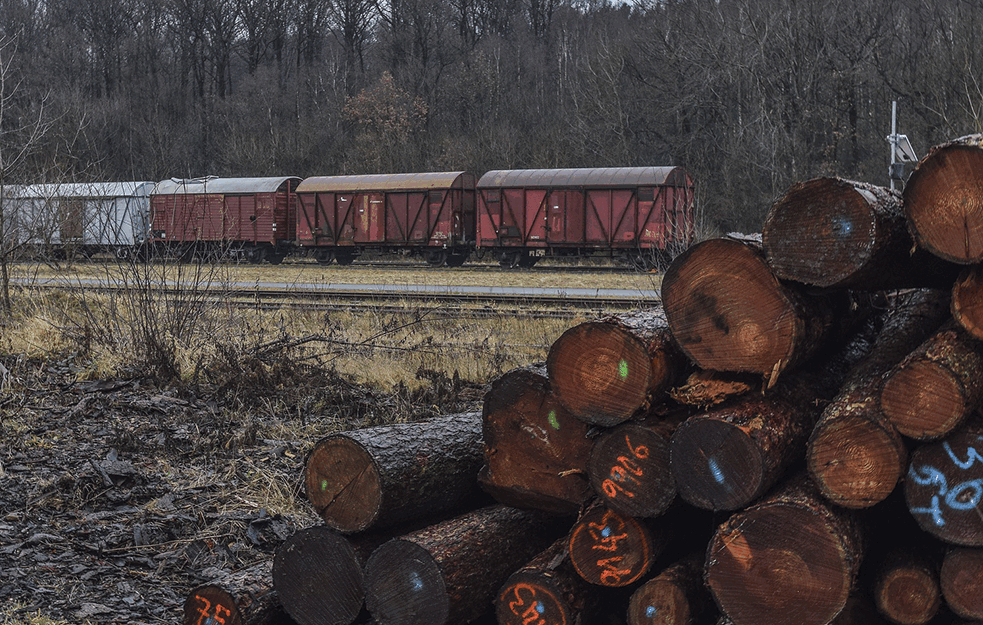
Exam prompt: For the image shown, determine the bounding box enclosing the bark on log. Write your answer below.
[627,552,711,625]
[872,551,941,625]
[905,425,983,546]
[762,177,957,290]
[705,475,864,625]
[304,412,484,533]
[495,536,602,625]
[881,320,983,441]
[661,234,854,379]
[809,289,951,508]
[479,366,594,515]
[588,414,683,518]
[941,548,983,620]
[904,134,983,264]
[362,505,561,625]
[546,310,685,426]
[567,502,666,588]
[273,526,382,625]
[184,560,292,625]
[668,369,755,410]
[952,264,983,340]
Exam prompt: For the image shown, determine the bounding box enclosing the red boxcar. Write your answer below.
[476,167,696,268]
[150,176,301,263]
[294,172,475,266]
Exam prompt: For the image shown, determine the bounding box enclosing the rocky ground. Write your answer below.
[0,354,485,624]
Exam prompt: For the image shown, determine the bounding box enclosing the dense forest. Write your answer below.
[0,0,981,234]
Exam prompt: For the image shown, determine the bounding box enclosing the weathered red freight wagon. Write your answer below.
[150,176,301,263]
[475,167,696,268]
[294,172,476,266]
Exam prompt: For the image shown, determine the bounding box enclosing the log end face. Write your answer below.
[875,567,941,625]
[807,415,904,509]
[305,438,381,533]
[628,579,690,625]
[941,548,983,619]
[763,178,878,288]
[953,265,983,340]
[364,539,449,625]
[589,423,675,518]
[671,418,764,512]
[184,585,244,625]
[882,361,966,440]
[568,506,654,587]
[905,144,983,263]
[496,573,571,625]
[547,322,653,425]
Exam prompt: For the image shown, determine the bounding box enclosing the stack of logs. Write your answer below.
[183,133,983,625]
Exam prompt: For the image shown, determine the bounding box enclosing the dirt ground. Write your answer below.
[0,354,486,624]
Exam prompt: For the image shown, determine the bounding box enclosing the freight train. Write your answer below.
[0,166,696,269]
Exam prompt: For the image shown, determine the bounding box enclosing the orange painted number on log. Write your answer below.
[598,556,632,585]
[193,595,232,625]
[601,434,649,500]
[509,583,548,625]
[588,510,628,552]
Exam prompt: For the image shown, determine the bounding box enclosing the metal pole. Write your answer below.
[890,100,898,191]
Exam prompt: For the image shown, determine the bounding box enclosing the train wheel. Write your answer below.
[426,250,448,267]
[247,247,267,264]
[314,249,334,265]
[518,254,538,269]
[445,252,468,267]
[499,251,521,269]
[335,251,356,266]
[266,252,285,265]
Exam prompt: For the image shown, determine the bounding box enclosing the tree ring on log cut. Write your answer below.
[763,178,878,288]
[881,359,967,440]
[706,504,854,625]
[305,437,382,532]
[941,547,983,619]
[905,428,983,546]
[670,417,765,512]
[547,322,654,426]
[662,238,795,374]
[272,526,365,625]
[875,565,941,625]
[588,422,676,518]
[568,505,654,587]
[183,585,244,625]
[627,578,690,625]
[808,415,905,508]
[953,265,983,340]
[905,138,983,263]
[496,574,570,625]
[364,539,449,625]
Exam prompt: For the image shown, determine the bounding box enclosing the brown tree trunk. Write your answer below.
[627,552,711,625]
[705,475,863,625]
[941,547,983,619]
[905,425,983,546]
[881,320,983,440]
[872,551,941,625]
[661,234,856,379]
[567,501,665,588]
[304,412,484,533]
[808,289,951,508]
[546,309,685,426]
[362,504,561,625]
[272,526,382,625]
[479,365,594,515]
[495,536,602,625]
[762,177,957,289]
[588,413,682,518]
[904,134,983,264]
[183,560,291,625]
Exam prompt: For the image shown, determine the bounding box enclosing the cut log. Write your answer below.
[567,502,666,588]
[762,177,957,290]
[705,475,864,625]
[809,289,951,508]
[905,425,983,546]
[362,504,561,625]
[904,134,983,264]
[941,548,983,619]
[304,412,484,533]
[953,264,983,340]
[627,552,711,625]
[873,551,941,625]
[881,320,983,441]
[588,414,683,518]
[479,366,594,515]
[546,310,685,426]
[273,526,382,625]
[830,596,888,625]
[183,560,292,625]
[495,536,602,625]
[661,234,855,378]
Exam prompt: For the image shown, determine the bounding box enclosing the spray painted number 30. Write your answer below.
[909,441,983,527]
